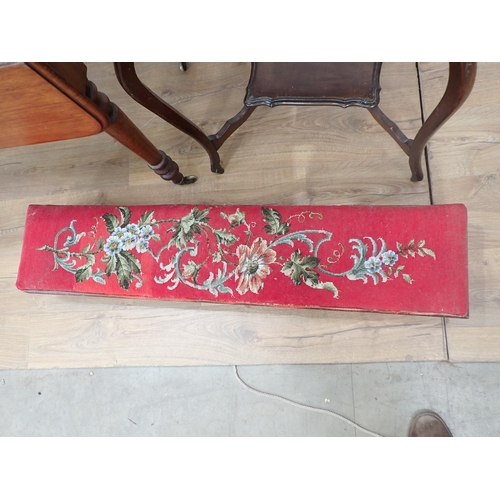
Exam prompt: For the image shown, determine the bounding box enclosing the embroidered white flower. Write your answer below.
[140,225,154,240]
[381,250,398,266]
[125,223,140,237]
[135,238,149,253]
[112,227,127,240]
[104,235,124,256]
[121,231,138,251]
[364,256,382,273]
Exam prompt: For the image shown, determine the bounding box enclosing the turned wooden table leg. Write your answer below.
[408,62,477,182]
[106,105,186,184]
[87,81,196,185]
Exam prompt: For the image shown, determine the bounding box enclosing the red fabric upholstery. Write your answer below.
[17,204,468,317]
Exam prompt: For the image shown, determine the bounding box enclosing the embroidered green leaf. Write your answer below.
[408,249,415,257]
[408,239,415,248]
[116,270,132,290]
[394,265,405,278]
[282,250,320,286]
[82,243,91,254]
[85,254,96,267]
[121,251,141,274]
[403,273,413,284]
[105,254,117,277]
[168,207,210,249]
[102,213,119,234]
[168,226,197,249]
[97,237,104,252]
[299,255,320,269]
[151,234,161,242]
[321,281,339,298]
[422,248,436,260]
[305,278,322,288]
[179,216,194,234]
[168,232,186,249]
[139,210,155,228]
[262,207,290,236]
[213,229,239,246]
[418,240,425,248]
[75,265,93,283]
[119,207,132,228]
[396,241,408,258]
[418,248,425,257]
[397,241,408,257]
[116,253,134,290]
[192,207,210,224]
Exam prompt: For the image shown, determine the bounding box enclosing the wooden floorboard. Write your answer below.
[0,62,447,368]
[420,62,500,361]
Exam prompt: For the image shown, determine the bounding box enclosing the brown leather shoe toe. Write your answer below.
[408,411,452,437]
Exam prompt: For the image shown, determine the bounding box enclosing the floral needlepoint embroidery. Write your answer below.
[38,206,436,298]
[104,235,123,256]
[234,238,277,295]
[365,256,382,273]
[222,208,246,228]
[136,239,149,254]
[140,225,154,240]
[121,232,138,251]
[382,250,398,266]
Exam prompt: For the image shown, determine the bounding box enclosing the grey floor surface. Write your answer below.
[0,361,497,436]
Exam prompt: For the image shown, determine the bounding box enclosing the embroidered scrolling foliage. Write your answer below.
[38,206,436,297]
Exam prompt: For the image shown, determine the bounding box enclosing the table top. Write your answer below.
[245,62,382,108]
[0,63,101,149]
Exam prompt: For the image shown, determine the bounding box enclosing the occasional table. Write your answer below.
[114,62,477,181]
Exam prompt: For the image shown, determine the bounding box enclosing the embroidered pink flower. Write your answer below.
[234,238,276,295]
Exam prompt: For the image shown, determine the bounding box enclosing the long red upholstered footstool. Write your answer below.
[16,203,468,317]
